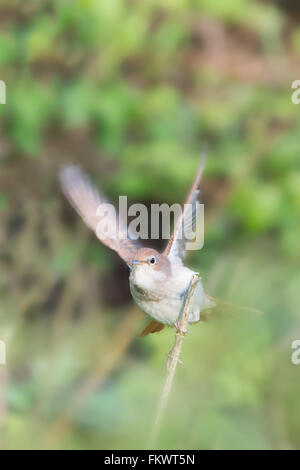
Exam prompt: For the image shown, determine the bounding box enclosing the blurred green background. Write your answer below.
[0,0,300,450]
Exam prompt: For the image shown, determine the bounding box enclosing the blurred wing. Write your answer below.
[164,152,207,264]
[59,165,139,264]
[192,295,262,322]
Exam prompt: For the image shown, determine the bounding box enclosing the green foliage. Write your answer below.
[8,80,55,154]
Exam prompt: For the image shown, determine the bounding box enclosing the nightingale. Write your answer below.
[59,156,215,336]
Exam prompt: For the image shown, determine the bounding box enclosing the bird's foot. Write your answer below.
[174,320,187,334]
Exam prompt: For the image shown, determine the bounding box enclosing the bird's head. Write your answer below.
[130,248,171,280]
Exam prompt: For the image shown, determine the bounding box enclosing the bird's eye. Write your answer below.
[150,257,156,264]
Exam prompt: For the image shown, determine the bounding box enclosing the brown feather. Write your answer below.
[138,320,165,337]
[59,166,139,263]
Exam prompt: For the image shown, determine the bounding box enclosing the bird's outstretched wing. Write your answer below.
[164,151,207,264]
[59,166,138,264]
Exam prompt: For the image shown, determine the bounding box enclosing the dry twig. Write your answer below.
[149,274,199,448]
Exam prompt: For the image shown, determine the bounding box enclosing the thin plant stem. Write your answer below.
[149,274,199,448]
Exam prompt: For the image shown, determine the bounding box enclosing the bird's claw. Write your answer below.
[174,320,187,334]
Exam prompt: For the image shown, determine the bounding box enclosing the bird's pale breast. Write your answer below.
[129,264,209,325]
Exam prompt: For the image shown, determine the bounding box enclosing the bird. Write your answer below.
[59,155,215,337]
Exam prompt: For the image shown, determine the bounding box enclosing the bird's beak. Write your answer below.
[130,259,144,266]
